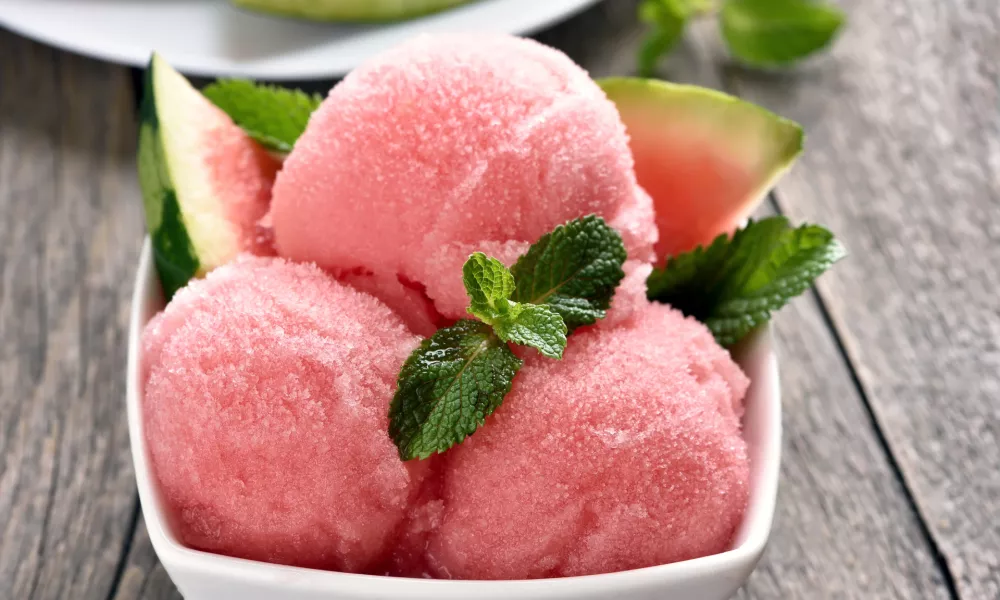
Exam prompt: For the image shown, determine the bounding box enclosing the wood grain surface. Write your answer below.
[1,0,997,598]
[111,519,180,600]
[712,0,1000,596]
[0,33,144,600]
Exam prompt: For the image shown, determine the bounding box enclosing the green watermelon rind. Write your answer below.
[137,57,201,301]
[231,0,473,22]
[597,76,804,212]
[139,54,253,301]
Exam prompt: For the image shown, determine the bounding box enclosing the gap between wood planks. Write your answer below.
[0,31,143,600]
[105,495,141,600]
[714,0,1000,595]
[769,194,961,600]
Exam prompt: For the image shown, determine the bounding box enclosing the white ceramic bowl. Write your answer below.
[126,239,782,600]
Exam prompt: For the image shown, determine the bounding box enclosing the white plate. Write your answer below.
[126,238,781,600]
[0,0,603,80]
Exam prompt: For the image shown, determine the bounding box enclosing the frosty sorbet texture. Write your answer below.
[270,33,656,318]
[142,255,426,572]
[425,303,750,579]
[138,28,768,581]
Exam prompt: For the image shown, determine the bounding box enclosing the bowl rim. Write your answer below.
[126,238,782,597]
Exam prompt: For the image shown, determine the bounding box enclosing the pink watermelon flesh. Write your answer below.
[139,54,283,299]
[599,78,803,261]
[633,133,756,259]
[204,123,281,256]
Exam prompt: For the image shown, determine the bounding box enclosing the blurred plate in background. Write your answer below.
[0,0,602,80]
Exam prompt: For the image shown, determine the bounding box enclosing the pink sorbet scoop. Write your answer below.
[270,33,656,319]
[425,302,751,580]
[142,255,427,573]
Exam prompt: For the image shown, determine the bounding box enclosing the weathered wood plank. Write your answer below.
[737,245,952,599]
[540,3,955,598]
[0,30,143,600]
[112,518,182,600]
[715,0,1000,596]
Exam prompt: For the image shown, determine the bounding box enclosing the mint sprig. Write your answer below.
[463,252,516,324]
[647,216,846,346]
[389,216,626,460]
[202,80,322,153]
[492,305,567,361]
[638,0,845,75]
[720,0,845,67]
[510,215,627,332]
[388,320,522,461]
[464,252,567,359]
[638,0,711,77]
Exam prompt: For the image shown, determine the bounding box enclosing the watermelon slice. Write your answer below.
[231,0,473,22]
[137,54,280,300]
[598,77,803,261]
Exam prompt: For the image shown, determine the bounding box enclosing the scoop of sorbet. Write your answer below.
[425,302,750,579]
[270,33,656,319]
[142,255,426,573]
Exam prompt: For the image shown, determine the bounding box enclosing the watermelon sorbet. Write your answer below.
[269,33,657,319]
[141,32,754,581]
[142,256,427,573]
[426,303,749,580]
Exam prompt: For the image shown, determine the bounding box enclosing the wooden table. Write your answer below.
[1,1,997,598]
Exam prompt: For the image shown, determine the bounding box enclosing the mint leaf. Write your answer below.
[388,320,522,460]
[510,215,627,331]
[202,80,322,153]
[637,0,689,77]
[720,0,844,67]
[389,217,629,460]
[647,216,846,345]
[462,252,567,359]
[646,217,791,321]
[463,252,516,324]
[493,304,567,360]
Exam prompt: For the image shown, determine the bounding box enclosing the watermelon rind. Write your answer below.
[137,54,243,300]
[231,0,474,22]
[598,77,803,257]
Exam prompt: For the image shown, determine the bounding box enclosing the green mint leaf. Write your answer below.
[637,0,689,77]
[390,217,629,460]
[462,252,567,359]
[720,0,845,67]
[202,80,322,153]
[510,215,627,332]
[646,216,790,321]
[388,320,522,460]
[493,303,567,359]
[463,252,516,323]
[647,216,846,345]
